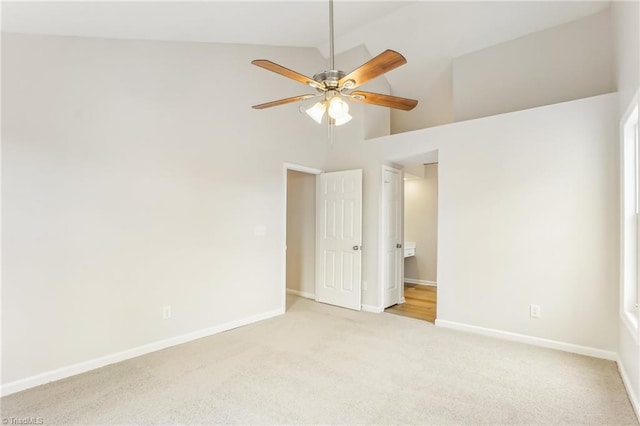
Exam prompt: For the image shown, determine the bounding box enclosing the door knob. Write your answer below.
[396,243,402,248]
[353,245,360,251]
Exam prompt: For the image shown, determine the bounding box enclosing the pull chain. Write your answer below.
[328,0,336,145]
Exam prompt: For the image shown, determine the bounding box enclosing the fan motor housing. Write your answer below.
[312,70,346,90]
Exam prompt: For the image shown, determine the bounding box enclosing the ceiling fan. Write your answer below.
[251,0,418,126]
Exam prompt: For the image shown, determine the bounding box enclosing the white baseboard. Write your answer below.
[362,304,383,313]
[286,288,315,299]
[0,308,284,397]
[435,319,617,361]
[617,355,640,421]
[404,278,437,286]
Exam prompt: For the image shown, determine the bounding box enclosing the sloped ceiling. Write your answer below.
[2,1,610,131]
[1,1,411,47]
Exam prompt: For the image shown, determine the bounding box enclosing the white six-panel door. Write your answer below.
[382,166,402,309]
[316,170,363,311]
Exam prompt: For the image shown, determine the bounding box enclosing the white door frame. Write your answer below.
[619,89,640,342]
[282,163,323,312]
[379,165,404,310]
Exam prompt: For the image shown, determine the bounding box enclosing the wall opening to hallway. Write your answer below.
[285,168,318,307]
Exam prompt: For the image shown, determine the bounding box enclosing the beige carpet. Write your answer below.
[2,296,637,425]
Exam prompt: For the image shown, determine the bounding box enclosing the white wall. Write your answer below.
[453,10,614,122]
[1,33,330,386]
[286,170,316,297]
[332,2,610,135]
[374,94,619,352]
[612,0,640,415]
[612,1,640,113]
[390,60,454,134]
[404,164,438,283]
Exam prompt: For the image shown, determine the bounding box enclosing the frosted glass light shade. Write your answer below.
[334,112,352,126]
[305,102,326,124]
[327,97,349,120]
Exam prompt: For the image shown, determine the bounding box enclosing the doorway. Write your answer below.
[283,164,365,312]
[284,164,321,311]
[385,162,439,323]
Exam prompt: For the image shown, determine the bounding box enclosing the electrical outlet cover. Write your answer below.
[162,306,171,319]
[530,304,541,318]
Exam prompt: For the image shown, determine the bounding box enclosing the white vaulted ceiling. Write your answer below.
[1,1,413,47]
[2,1,610,130]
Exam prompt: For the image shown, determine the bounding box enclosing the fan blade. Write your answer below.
[349,91,418,111]
[252,94,319,110]
[339,50,407,89]
[252,60,324,90]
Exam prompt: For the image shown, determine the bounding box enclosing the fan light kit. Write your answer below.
[307,93,352,125]
[251,0,418,126]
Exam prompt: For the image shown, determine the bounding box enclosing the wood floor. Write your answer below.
[385,284,437,323]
